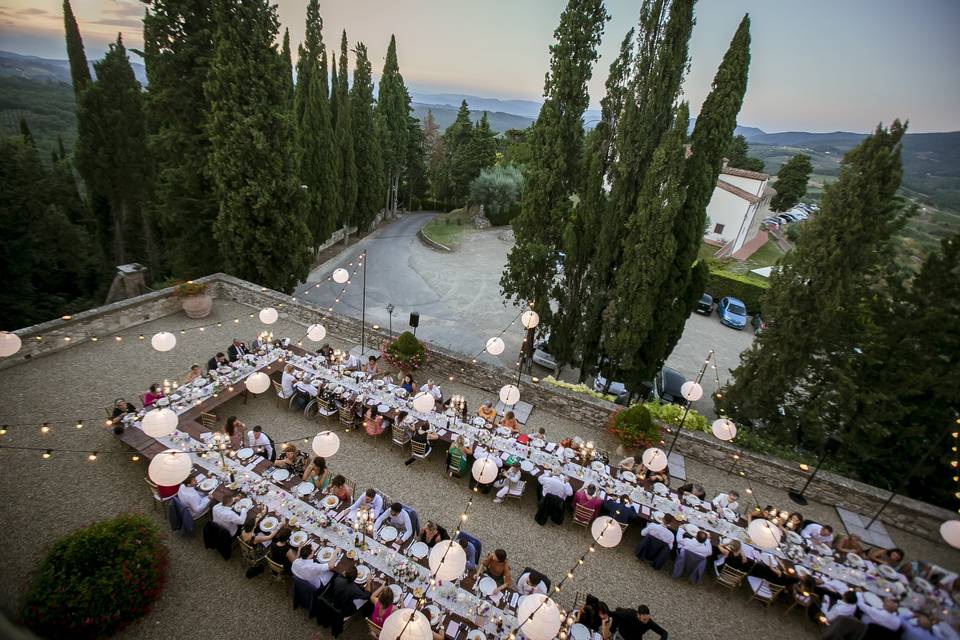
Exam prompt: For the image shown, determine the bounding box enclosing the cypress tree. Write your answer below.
[471,112,497,172]
[294,0,339,249]
[63,0,91,96]
[143,0,218,278]
[500,0,608,325]
[351,42,384,231]
[725,134,764,172]
[335,32,358,230]
[377,35,410,217]
[281,28,294,106]
[442,100,476,203]
[770,153,813,211]
[403,116,428,210]
[422,109,446,205]
[205,0,311,291]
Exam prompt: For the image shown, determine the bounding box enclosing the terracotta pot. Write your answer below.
[181,294,213,319]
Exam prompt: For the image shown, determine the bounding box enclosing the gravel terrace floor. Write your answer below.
[1,300,957,640]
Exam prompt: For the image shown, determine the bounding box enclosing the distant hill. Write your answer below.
[0,50,148,86]
[411,102,534,133]
[409,91,543,120]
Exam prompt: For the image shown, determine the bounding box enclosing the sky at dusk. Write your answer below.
[0,0,957,133]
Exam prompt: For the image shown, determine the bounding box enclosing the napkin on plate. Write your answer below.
[445,622,460,639]
[544,443,556,452]
[196,473,207,482]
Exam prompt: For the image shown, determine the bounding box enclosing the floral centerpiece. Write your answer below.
[606,404,660,451]
[381,331,428,372]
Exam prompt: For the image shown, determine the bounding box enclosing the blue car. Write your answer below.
[717,296,748,330]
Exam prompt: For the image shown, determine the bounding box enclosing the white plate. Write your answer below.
[170,394,182,402]
[423,605,441,627]
[260,516,279,532]
[269,468,289,482]
[322,495,340,510]
[862,591,884,608]
[199,478,218,492]
[878,564,898,579]
[591,461,605,472]
[570,623,590,640]
[652,511,665,524]
[794,564,812,578]
[683,523,699,536]
[467,631,486,640]
[684,494,701,507]
[355,564,370,583]
[530,439,545,448]
[845,553,864,568]
[408,541,430,559]
[786,531,803,545]
[520,460,535,473]
[234,498,253,511]
[290,531,309,547]
[378,404,391,413]
[236,447,254,460]
[496,427,512,436]
[380,526,399,542]
[156,397,170,407]
[388,584,403,601]
[653,482,669,496]
[477,576,497,596]
[295,482,315,497]
[817,543,834,556]
[722,508,737,522]
[318,547,337,563]
[473,417,486,427]
[621,471,637,483]
[913,577,934,593]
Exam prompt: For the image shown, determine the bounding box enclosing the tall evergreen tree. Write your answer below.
[422,109,446,205]
[205,0,311,291]
[281,28,294,105]
[770,153,813,211]
[500,0,608,325]
[377,35,410,217]
[143,0,218,278]
[294,0,338,249]
[471,112,497,171]
[403,116,428,210]
[76,35,156,269]
[725,134,765,172]
[63,0,91,96]
[351,42,384,231]
[442,100,477,203]
[335,31,358,229]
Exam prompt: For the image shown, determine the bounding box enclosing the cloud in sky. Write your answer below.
[0,0,957,133]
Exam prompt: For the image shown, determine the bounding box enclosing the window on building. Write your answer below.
[714,223,725,234]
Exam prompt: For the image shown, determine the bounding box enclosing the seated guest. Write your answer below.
[374,502,413,542]
[573,484,603,521]
[327,475,352,503]
[477,401,497,423]
[111,398,137,419]
[447,436,473,476]
[602,496,638,524]
[343,352,360,371]
[476,549,512,591]
[678,483,706,500]
[364,407,385,436]
[318,344,334,361]
[783,511,804,532]
[610,605,668,640]
[867,547,905,567]
[183,364,202,383]
[834,533,865,555]
[268,526,295,574]
[711,490,740,511]
[801,522,834,546]
[459,537,479,571]
[143,384,163,408]
[368,581,396,626]
[715,539,751,572]
[641,463,669,486]
[292,544,335,590]
[224,416,245,450]
[856,594,902,634]
[274,443,308,476]
[900,613,937,640]
[207,352,227,371]
[494,463,523,504]
[678,529,712,558]
[280,364,297,399]
[227,338,248,362]
[528,427,547,443]
[177,475,211,517]
[412,423,438,446]
[640,514,677,550]
[576,595,610,634]
[400,374,415,394]
[249,333,263,352]
[304,456,330,490]
[788,576,822,621]
[500,411,520,433]
[364,355,379,376]
[247,425,273,459]
[212,494,248,537]
[419,521,449,547]
[348,488,385,519]
[156,481,179,499]
[517,571,549,595]
[327,565,371,616]
[419,380,442,403]
[821,591,858,624]
[618,455,638,473]
[239,506,276,546]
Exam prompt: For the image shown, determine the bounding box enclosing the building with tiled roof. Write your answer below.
[703,161,775,259]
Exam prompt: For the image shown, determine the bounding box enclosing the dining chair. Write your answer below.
[237,537,265,569]
[506,480,526,500]
[265,556,286,582]
[746,576,785,607]
[572,503,595,527]
[714,564,748,591]
[272,381,285,408]
[365,619,383,640]
[200,411,217,431]
[447,450,465,478]
[783,587,815,619]
[392,423,411,450]
[411,439,432,460]
[143,477,174,511]
[339,406,355,430]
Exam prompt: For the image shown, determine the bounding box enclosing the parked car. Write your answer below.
[717,296,749,330]
[592,365,689,407]
[776,215,793,225]
[695,293,714,315]
[780,213,800,222]
[531,337,557,370]
[763,217,781,226]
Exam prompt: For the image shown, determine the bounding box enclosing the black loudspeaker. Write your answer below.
[409,312,420,328]
[824,435,843,455]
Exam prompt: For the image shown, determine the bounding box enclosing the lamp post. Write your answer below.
[360,250,368,356]
[788,434,842,505]
[665,350,714,457]
[386,303,395,338]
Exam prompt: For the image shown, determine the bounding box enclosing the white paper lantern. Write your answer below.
[245,371,271,394]
[499,384,520,406]
[591,516,623,548]
[681,380,703,402]
[472,457,499,484]
[380,609,432,640]
[332,268,350,284]
[485,336,505,355]
[259,307,279,325]
[141,408,178,438]
[428,540,467,581]
[641,447,668,472]
[711,418,737,441]
[940,520,960,549]
[747,518,783,550]
[516,594,562,640]
[148,449,192,486]
[521,310,540,329]
[312,431,340,457]
[150,331,177,352]
[0,331,22,357]
[412,392,435,413]
[307,323,327,342]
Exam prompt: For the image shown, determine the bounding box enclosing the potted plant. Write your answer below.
[173,281,212,319]
[381,331,427,376]
[606,404,660,455]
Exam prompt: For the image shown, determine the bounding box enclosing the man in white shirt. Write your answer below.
[856,594,902,632]
[711,491,740,511]
[280,364,297,398]
[420,380,443,401]
[821,591,858,623]
[247,425,273,459]
[516,571,549,595]
[374,502,413,542]
[291,544,336,590]
[343,353,360,371]
[678,530,712,557]
[539,469,573,500]
[296,379,319,397]
[640,514,676,549]
[801,522,835,546]
[347,488,384,520]
[177,476,211,517]
[212,495,248,537]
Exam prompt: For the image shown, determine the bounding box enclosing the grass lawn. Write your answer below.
[703,239,785,277]
[420,208,473,248]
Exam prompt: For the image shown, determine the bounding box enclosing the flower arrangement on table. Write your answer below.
[381,331,428,371]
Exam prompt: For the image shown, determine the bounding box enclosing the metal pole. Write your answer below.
[865,490,897,530]
[360,250,367,355]
[788,447,830,505]
[665,351,713,457]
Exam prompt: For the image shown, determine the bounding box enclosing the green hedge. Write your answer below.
[704,268,769,314]
[19,514,168,639]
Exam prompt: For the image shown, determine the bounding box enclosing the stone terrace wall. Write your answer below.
[3,273,954,542]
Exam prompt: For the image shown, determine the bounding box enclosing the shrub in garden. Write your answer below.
[381,331,427,371]
[606,404,660,450]
[19,513,168,639]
